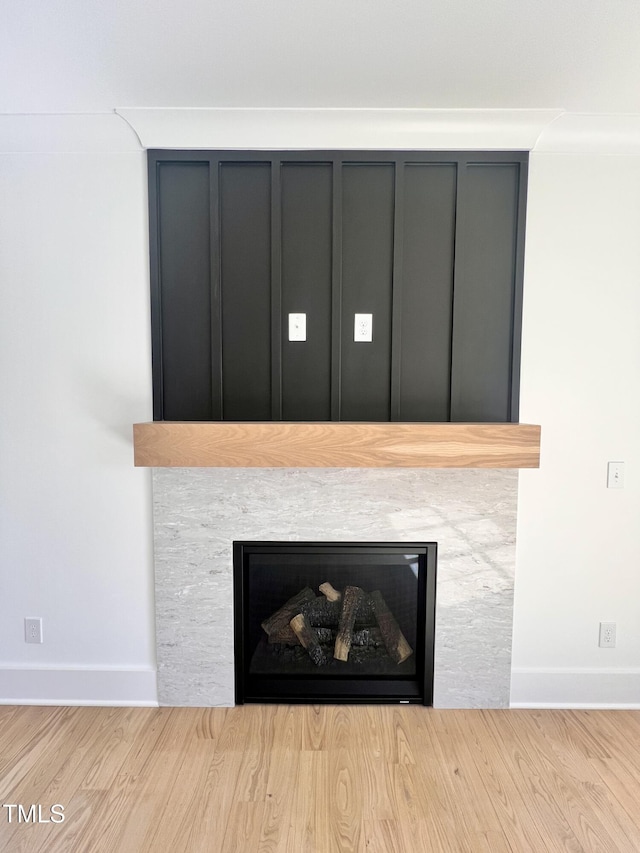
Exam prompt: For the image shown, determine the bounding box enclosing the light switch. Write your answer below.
[354,313,373,342]
[288,313,306,342]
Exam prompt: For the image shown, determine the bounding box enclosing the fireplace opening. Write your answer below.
[233,541,437,705]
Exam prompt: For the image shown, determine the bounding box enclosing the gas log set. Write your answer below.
[260,582,413,667]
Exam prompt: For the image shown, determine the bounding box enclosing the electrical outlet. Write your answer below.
[599,621,616,648]
[354,313,373,342]
[25,617,43,644]
[607,462,624,489]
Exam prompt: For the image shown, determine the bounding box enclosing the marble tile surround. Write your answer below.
[153,468,518,708]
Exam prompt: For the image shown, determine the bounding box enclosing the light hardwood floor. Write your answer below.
[1,704,639,852]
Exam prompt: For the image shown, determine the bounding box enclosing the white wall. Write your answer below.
[0,117,157,704]
[512,152,640,706]
[1,113,639,707]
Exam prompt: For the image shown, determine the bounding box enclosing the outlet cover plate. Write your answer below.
[607,462,624,489]
[288,313,306,342]
[599,621,616,648]
[25,617,43,644]
[354,313,373,342]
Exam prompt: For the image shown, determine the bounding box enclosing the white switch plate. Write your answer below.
[607,461,624,489]
[354,313,373,342]
[288,313,306,342]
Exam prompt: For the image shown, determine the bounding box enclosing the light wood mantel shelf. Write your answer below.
[133,422,541,469]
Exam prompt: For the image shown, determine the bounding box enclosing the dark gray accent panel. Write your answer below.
[340,164,394,421]
[148,150,527,424]
[451,163,519,422]
[399,164,457,421]
[157,162,213,421]
[220,163,272,420]
[281,163,333,420]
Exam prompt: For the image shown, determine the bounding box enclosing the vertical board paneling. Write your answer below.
[389,162,405,420]
[509,160,529,422]
[157,162,213,420]
[281,163,333,420]
[340,164,394,421]
[270,160,283,419]
[220,162,272,420]
[209,163,223,419]
[330,159,343,420]
[149,151,527,425]
[451,163,519,422]
[399,163,457,421]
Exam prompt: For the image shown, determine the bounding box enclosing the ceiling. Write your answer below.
[2,0,640,115]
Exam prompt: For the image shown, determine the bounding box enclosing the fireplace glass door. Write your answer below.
[234,542,437,705]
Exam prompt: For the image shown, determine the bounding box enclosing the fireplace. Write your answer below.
[233,541,437,705]
[152,468,517,709]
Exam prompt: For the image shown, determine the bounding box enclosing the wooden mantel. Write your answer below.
[133,422,541,469]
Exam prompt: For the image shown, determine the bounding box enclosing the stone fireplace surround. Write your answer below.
[153,466,518,708]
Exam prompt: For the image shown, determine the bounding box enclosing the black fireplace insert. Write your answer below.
[233,541,437,705]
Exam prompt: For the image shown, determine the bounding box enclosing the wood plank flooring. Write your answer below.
[1,705,639,852]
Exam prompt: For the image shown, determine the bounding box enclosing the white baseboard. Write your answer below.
[510,667,640,709]
[0,666,158,706]
[7,665,639,710]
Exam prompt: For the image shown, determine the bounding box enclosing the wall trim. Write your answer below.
[534,113,640,155]
[0,113,142,153]
[116,107,563,151]
[510,667,640,709]
[510,703,640,710]
[0,666,158,707]
[3,110,638,156]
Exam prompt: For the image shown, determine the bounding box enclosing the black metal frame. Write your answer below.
[233,541,437,706]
